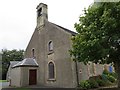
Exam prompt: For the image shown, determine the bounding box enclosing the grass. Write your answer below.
[0,80,7,82]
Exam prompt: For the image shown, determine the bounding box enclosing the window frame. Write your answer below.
[48,61,56,80]
[37,8,42,16]
[31,48,35,58]
[48,41,53,51]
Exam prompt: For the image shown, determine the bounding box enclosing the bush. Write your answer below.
[79,80,91,89]
[107,75,116,83]
[102,69,117,79]
[104,79,113,86]
[79,73,116,89]
[101,74,108,81]
[89,75,102,80]
[109,72,118,79]
[103,69,110,75]
[88,79,99,88]
[102,69,117,83]
[79,79,99,89]
[96,79,106,86]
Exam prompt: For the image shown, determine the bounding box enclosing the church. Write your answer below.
[7,3,111,88]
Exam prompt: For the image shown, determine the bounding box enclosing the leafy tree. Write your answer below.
[1,49,24,80]
[70,2,120,87]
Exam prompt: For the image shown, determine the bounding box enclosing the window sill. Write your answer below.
[48,51,54,55]
[47,78,56,81]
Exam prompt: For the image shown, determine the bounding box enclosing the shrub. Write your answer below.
[96,79,106,86]
[79,80,91,89]
[109,72,118,79]
[103,69,110,75]
[104,79,113,86]
[89,75,102,81]
[101,74,113,85]
[103,69,117,79]
[88,79,99,88]
[102,69,117,83]
[107,75,116,83]
[101,74,108,81]
[79,73,116,89]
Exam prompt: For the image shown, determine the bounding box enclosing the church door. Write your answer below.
[29,69,37,85]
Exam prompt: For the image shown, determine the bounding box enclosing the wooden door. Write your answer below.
[29,69,37,85]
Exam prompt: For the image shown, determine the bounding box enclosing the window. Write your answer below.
[48,41,53,51]
[32,48,35,58]
[48,62,55,79]
[38,8,42,16]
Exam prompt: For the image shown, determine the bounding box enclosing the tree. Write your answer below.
[1,49,24,80]
[70,2,120,88]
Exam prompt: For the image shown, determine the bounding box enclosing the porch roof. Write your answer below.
[12,58,39,68]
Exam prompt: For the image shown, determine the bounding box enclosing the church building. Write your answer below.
[7,3,110,88]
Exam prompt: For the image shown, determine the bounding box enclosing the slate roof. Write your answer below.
[10,61,20,67]
[12,58,39,68]
[50,22,77,36]
[6,61,20,80]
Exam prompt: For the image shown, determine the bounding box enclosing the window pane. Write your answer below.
[32,49,35,58]
[48,62,54,79]
[49,41,53,51]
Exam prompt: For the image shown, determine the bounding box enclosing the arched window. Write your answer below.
[32,48,35,58]
[48,62,55,79]
[48,41,53,51]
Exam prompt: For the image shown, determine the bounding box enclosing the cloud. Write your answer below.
[0,0,94,50]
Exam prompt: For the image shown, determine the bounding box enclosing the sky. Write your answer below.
[0,0,94,50]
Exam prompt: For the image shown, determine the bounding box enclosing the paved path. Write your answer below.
[2,82,9,87]
[0,82,9,89]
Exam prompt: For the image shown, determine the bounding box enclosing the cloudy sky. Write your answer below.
[0,0,94,50]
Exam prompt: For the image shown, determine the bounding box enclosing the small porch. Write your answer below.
[10,58,39,87]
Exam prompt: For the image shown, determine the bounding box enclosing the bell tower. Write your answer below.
[36,3,48,28]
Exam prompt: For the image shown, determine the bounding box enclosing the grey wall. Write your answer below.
[11,67,21,87]
[24,20,105,88]
[40,21,76,88]
[25,20,77,88]
[77,62,89,82]
[21,67,38,87]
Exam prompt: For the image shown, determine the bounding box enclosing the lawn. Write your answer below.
[0,80,7,82]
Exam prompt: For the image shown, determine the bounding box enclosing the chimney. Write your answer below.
[36,3,48,27]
